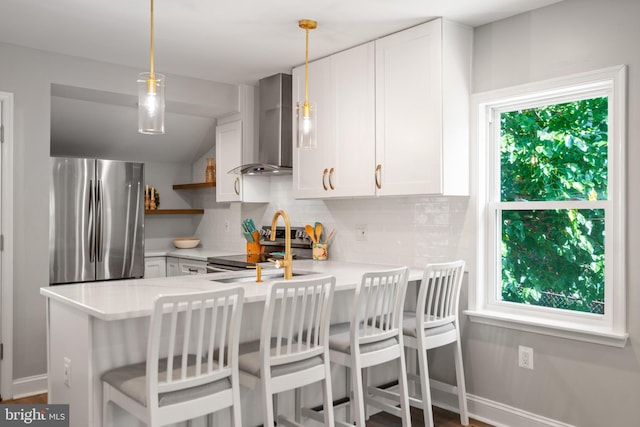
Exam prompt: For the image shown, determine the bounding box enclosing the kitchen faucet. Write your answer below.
[270,209,293,279]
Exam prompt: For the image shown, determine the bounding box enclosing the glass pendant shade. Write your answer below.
[297,19,317,149]
[297,101,316,149]
[138,72,165,134]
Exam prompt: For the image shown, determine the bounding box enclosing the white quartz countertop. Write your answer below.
[145,247,239,261]
[41,260,423,321]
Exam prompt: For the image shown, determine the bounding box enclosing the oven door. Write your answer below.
[206,264,244,273]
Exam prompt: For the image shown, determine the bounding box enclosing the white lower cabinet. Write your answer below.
[144,257,166,278]
[178,259,207,276]
[143,256,208,277]
[166,257,180,277]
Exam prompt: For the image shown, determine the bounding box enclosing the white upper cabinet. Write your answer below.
[375,19,472,196]
[293,18,472,199]
[216,120,243,202]
[332,43,376,197]
[216,119,270,203]
[293,42,375,199]
[292,56,333,199]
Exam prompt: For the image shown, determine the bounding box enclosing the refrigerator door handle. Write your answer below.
[96,179,103,262]
[88,179,95,262]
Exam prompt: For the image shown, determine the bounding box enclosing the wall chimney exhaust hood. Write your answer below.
[229,73,292,175]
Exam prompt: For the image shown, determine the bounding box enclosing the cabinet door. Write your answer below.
[375,20,443,196]
[144,257,166,278]
[216,120,243,202]
[331,42,376,198]
[178,259,207,275]
[166,257,180,277]
[293,43,375,199]
[292,57,333,199]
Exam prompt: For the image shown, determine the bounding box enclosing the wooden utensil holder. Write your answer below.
[246,232,263,255]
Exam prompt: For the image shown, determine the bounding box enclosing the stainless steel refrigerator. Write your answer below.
[49,158,145,285]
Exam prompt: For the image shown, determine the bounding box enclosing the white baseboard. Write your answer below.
[430,380,576,427]
[11,374,47,400]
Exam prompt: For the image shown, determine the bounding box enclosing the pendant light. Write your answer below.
[297,19,317,149]
[138,0,165,134]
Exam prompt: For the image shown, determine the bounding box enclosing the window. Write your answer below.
[468,66,627,347]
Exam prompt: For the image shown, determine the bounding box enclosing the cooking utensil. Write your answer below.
[305,224,317,243]
[325,229,335,244]
[315,223,323,243]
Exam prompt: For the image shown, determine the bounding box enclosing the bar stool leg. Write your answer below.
[295,388,302,423]
[345,366,352,424]
[397,350,411,427]
[418,348,435,427]
[352,361,366,426]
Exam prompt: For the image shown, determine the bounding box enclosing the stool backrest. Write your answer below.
[352,267,409,347]
[417,260,465,328]
[146,288,244,406]
[261,276,336,368]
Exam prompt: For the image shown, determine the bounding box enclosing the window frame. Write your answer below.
[467,66,628,347]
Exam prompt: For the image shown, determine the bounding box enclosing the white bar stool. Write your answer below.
[306,267,412,427]
[238,275,336,427]
[374,260,468,427]
[101,287,245,427]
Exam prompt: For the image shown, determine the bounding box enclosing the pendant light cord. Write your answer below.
[149,0,155,79]
[304,27,309,106]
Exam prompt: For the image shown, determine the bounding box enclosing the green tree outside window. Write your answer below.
[499,97,608,313]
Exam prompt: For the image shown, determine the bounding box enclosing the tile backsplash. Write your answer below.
[196,174,472,269]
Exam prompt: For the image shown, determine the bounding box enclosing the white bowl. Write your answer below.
[172,238,200,249]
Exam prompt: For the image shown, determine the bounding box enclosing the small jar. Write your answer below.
[205,158,215,183]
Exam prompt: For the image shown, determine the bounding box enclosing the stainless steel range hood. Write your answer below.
[229,73,292,175]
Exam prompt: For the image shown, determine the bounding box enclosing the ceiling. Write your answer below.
[3,0,562,164]
[1,0,561,86]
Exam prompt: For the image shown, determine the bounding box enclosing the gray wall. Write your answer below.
[0,41,238,381]
[466,0,640,425]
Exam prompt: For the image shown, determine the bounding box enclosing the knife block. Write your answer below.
[246,232,263,255]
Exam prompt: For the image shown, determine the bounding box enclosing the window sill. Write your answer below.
[464,309,628,348]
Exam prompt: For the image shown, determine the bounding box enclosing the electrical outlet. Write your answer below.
[63,357,72,387]
[518,345,534,370]
[355,224,368,241]
[224,220,230,233]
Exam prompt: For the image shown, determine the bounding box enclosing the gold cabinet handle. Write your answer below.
[234,177,240,195]
[329,167,335,190]
[375,164,382,189]
[322,168,329,191]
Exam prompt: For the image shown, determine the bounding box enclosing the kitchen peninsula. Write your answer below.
[41,260,422,427]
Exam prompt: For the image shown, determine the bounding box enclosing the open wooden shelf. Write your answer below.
[172,182,215,190]
[145,209,205,215]
[146,182,212,215]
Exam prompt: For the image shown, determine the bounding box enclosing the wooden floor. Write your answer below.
[368,405,493,427]
[2,394,493,427]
